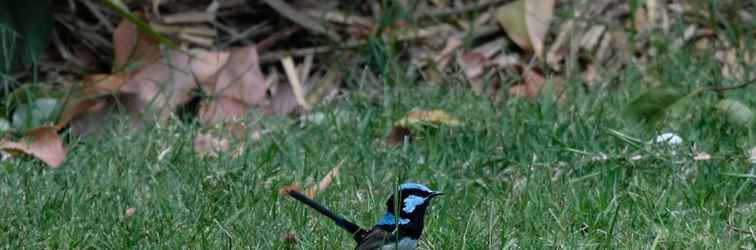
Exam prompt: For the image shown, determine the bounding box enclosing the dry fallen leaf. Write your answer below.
[495,0,555,57]
[0,126,66,167]
[56,74,131,135]
[693,152,711,161]
[121,50,196,120]
[457,52,487,94]
[112,15,161,72]
[387,109,464,146]
[509,68,546,99]
[304,161,342,198]
[435,35,463,69]
[396,109,462,127]
[197,46,268,123]
[190,49,230,83]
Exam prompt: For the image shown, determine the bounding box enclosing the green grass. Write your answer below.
[2,4,756,247]
[1,73,755,248]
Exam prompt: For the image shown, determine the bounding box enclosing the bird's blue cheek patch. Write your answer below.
[402,195,427,213]
[377,212,410,225]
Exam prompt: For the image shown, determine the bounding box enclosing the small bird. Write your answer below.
[284,183,443,250]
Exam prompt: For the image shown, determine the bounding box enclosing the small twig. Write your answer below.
[179,33,214,47]
[281,57,311,110]
[258,25,499,64]
[709,77,756,93]
[261,0,340,41]
[52,30,87,69]
[727,223,754,235]
[81,0,115,31]
[162,12,215,24]
[260,41,362,64]
[416,0,512,19]
[256,26,303,52]
[217,22,270,48]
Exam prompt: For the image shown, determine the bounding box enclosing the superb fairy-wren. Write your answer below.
[284,183,443,250]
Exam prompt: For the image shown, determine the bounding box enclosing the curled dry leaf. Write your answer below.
[0,126,66,167]
[495,0,555,58]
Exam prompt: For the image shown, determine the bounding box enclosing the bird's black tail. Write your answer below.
[285,190,369,242]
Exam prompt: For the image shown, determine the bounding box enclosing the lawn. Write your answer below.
[2,55,756,249]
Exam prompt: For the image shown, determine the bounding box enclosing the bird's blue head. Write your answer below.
[375,183,443,237]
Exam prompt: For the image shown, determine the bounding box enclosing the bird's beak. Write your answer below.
[430,191,444,198]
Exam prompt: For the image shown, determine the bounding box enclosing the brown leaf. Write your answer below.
[80,74,131,97]
[113,15,161,72]
[495,0,555,57]
[197,46,267,123]
[121,50,196,120]
[509,68,563,100]
[0,126,66,167]
[435,36,463,71]
[56,74,130,128]
[269,82,298,116]
[457,52,487,94]
[190,49,230,83]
